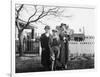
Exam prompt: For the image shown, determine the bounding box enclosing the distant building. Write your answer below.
[70,33,85,41]
[15,19,37,40]
[84,36,95,44]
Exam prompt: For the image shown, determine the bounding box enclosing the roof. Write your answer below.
[25,25,35,29]
[18,19,37,29]
[71,33,85,37]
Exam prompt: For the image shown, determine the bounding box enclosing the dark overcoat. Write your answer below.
[59,33,70,66]
[40,33,51,69]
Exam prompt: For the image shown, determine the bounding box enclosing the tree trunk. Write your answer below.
[31,29,34,39]
[18,30,23,57]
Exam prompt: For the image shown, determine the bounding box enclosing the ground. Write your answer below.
[16,54,94,73]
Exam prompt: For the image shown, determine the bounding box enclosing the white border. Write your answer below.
[11,0,97,77]
[11,0,15,76]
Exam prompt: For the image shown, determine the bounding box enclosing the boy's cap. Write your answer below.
[44,25,50,30]
[52,29,57,32]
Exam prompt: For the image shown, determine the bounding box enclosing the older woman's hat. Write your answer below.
[60,23,69,29]
[60,23,66,28]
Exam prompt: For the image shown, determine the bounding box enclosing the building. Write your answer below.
[15,19,37,40]
[70,33,85,41]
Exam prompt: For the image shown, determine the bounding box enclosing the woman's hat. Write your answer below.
[60,23,69,29]
[44,25,50,30]
[60,23,66,28]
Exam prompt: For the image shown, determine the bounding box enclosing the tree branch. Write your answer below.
[27,5,37,22]
[37,7,58,19]
[16,4,24,19]
[21,6,45,30]
[29,7,58,23]
[34,6,45,21]
[18,18,26,23]
[15,4,24,30]
[15,5,67,32]
[15,20,20,31]
[38,20,48,26]
[17,4,24,13]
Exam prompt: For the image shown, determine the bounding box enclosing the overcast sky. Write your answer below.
[17,4,95,36]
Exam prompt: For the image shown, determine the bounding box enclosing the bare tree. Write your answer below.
[15,4,67,56]
[15,4,24,56]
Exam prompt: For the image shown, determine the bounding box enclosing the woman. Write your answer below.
[59,23,70,69]
[40,25,52,71]
[50,29,61,70]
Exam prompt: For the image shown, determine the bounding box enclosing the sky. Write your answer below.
[17,4,95,36]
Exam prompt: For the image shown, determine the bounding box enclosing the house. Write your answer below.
[16,19,37,40]
[70,33,85,41]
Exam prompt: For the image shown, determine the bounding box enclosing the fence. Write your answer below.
[15,39,40,54]
[15,38,94,56]
[69,40,94,55]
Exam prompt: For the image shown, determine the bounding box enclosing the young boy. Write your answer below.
[50,29,61,70]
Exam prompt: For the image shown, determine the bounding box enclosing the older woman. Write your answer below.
[59,23,70,69]
[40,25,52,70]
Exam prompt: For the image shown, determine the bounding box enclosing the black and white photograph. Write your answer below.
[15,3,95,73]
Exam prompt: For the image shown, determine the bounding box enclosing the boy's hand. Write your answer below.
[51,56,55,61]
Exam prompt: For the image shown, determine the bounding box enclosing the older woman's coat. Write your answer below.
[40,33,51,70]
[59,32,70,66]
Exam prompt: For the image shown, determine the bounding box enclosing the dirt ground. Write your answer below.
[16,54,94,73]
